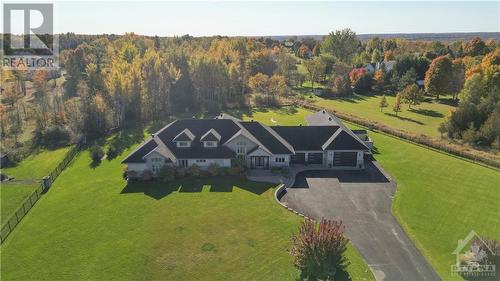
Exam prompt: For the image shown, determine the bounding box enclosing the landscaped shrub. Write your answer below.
[219,167,230,176]
[106,144,118,160]
[90,145,104,163]
[158,165,175,182]
[125,170,139,181]
[188,164,201,177]
[271,167,281,174]
[141,170,153,181]
[175,168,188,178]
[207,163,220,176]
[290,219,348,280]
[227,166,244,176]
[281,167,290,176]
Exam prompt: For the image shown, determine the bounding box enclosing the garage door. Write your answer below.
[333,152,357,166]
[307,153,323,164]
[290,153,305,164]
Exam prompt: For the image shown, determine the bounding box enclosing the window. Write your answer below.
[151,157,163,163]
[236,141,246,158]
[204,141,216,147]
[152,164,161,174]
[177,141,190,147]
[196,159,207,163]
[275,157,285,163]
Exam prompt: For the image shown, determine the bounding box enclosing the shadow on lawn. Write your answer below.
[408,108,444,118]
[120,176,273,200]
[384,112,424,125]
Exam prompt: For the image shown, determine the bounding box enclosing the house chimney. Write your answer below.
[328,117,332,121]
[151,134,155,138]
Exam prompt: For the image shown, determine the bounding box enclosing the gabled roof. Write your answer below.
[240,121,294,154]
[173,128,195,142]
[122,138,157,163]
[307,110,369,150]
[200,129,221,142]
[271,126,339,151]
[157,119,240,159]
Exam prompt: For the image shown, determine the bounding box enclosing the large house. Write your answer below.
[122,110,371,175]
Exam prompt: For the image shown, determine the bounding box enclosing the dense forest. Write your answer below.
[1,29,499,162]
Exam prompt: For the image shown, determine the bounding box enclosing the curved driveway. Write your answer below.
[280,162,440,281]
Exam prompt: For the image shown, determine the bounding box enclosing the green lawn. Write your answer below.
[248,107,500,280]
[229,106,313,126]
[1,147,71,179]
[1,135,374,281]
[1,146,71,222]
[296,91,455,138]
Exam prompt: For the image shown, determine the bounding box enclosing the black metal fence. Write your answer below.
[0,144,81,244]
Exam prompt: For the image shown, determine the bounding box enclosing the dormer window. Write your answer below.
[204,141,217,148]
[173,128,195,148]
[200,128,221,149]
[177,141,191,148]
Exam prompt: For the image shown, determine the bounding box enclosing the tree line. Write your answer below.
[1,30,499,161]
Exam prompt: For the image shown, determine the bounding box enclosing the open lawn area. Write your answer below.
[1,136,374,281]
[1,146,71,222]
[296,91,455,138]
[232,107,500,281]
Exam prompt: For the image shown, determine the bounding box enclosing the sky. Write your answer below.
[7,1,500,36]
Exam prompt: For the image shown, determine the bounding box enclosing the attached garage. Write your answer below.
[307,152,323,164]
[333,152,357,167]
[290,153,305,164]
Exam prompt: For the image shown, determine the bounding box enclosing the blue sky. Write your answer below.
[52,1,499,36]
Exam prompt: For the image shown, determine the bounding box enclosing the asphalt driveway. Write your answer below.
[280,162,440,281]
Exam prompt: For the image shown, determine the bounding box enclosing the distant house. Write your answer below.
[122,110,371,177]
[416,80,425,89]
[363,60,396,73]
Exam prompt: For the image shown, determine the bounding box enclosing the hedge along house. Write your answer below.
[122,110,371,176]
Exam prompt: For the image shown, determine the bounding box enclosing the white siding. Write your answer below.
[269,155,290,168]
[126,163,147,173]
[185,159,231,168]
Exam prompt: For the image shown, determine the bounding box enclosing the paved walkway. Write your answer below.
[278,163,441,281]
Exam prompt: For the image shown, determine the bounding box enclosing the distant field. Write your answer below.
[295,92,454,138]
[1,146,71,222]
[1,130,374,281]
[238,106,500,281]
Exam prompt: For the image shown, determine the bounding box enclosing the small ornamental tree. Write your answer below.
[379,95,388,112]
[90,144,104,163]
[290,219,348,280]
[393,94,402,116]
[399,84,423,109]
[158,165,175,182]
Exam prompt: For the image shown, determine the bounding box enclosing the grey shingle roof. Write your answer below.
[271,126,339,151]
[240,122,294,154]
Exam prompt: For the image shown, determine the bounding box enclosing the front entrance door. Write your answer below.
[251,156,269,169]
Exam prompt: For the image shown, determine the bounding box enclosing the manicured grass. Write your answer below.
[229,106,312,126]
[1,146,71,222]
[1,146,71,179]
[372,131,500,281]
[1,137,374,281]
[247,107,500,281]
[297,91,455,138]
